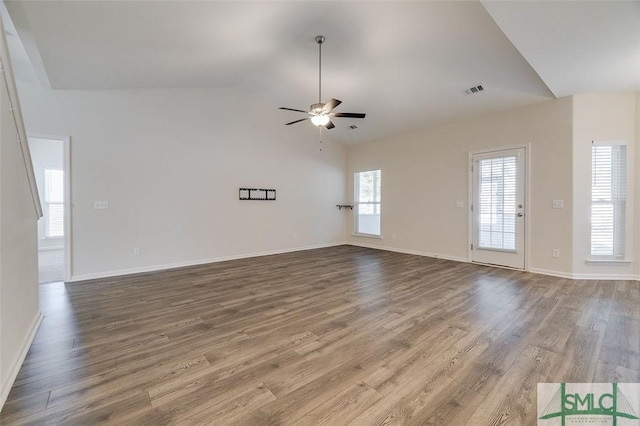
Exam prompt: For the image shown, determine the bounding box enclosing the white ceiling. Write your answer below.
[483,0,640,98]
[3,1,639,144]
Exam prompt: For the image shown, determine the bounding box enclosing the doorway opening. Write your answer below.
[28,134,71,283]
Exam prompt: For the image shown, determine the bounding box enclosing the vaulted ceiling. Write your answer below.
[3,1,639,144]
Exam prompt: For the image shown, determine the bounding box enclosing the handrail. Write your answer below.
[0,16,42,218]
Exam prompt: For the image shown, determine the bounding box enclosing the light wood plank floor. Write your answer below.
[2,245,638,425]
[38,248,64,285]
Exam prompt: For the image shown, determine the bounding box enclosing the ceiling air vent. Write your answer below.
[463,84,484,96]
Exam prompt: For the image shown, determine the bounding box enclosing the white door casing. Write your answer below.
[471,147,526,269]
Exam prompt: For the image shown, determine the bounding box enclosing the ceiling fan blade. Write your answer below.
[324,98,342,112]
[279,107,309,113]
[332,112,366,119]
[325,120,335,129]
[285,118,309,126]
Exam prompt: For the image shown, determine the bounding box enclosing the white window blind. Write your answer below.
[591,143,626,257]
[355,170,381,236]
[477,156,517,251]
[45,168,64,238]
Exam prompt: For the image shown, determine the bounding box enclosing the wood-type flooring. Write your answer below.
[1,245,639,425]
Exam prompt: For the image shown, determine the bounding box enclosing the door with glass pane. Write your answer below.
[471,148,526,269]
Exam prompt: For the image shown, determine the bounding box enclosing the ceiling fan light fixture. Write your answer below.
[311,115,331,126]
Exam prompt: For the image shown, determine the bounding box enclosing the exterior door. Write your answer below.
[471,148,526,269]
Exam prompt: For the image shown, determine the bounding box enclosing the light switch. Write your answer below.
[456,201,464,208]
[552,200,564,209]
[94,201,109,210]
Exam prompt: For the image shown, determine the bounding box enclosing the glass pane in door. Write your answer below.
[477,156,517,251]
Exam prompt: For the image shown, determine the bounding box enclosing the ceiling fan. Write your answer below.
[279,35,366,130]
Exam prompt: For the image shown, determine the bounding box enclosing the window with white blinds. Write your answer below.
[355,170,381,236]
[591,143,626,257]
[45,168,64,238]
[477,156,517,251]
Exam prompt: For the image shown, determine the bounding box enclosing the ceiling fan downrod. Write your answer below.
[316,35,324,105]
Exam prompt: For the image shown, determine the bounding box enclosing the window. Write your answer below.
[477,155,518,251]
[44,168,64,238]
[355,169,381,236]
[591,143,626,257]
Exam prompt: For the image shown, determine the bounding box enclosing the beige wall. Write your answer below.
[636,92,640,278]
[17,83,348,280]
[0,57,40,405]
[347,97,574,276]
[572,92,637,279]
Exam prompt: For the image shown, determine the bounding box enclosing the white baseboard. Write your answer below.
[570,273,639,280]
[529,267,638,281]
[527,268,576,279]
[348,241,469,263]
[1,311,43,409]
[69,242,640,283]
[350,244,640,281]
[69,242,348,282]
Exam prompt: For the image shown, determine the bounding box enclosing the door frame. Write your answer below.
[467,144,530,270]
[29,132,72,282]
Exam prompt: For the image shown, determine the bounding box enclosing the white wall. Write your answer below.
[28,137,63,250]
[347,97,575,276]
[0,50,40,406]
[17,83,348,280]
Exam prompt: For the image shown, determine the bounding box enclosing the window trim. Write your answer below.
[585,258,632,265]
[354,169,382,237]
[589,140,628,260]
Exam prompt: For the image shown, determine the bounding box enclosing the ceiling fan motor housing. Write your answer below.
[310,102,327,115]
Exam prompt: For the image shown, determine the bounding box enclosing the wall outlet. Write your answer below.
[456,201,464,208]
[133,247,141,255]
[552,200,564,209]
[552,249,560,258]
